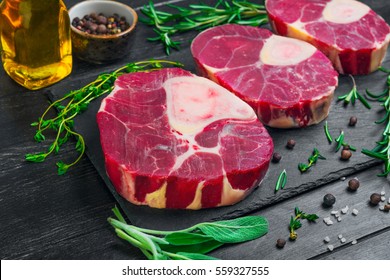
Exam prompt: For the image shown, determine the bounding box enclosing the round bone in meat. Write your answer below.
[266,0,390,75]
[191,24,338,128]
[97,68,274,209]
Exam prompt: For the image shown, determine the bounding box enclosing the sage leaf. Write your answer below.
[160,239,223,254]
[165,232,214,245]
[195,216,268,243]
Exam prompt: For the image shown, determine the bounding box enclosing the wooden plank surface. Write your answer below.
[0,0,389,260]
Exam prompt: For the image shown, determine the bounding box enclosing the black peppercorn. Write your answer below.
[349,116,358,126]
[348,178,360,191]
[341,149,352,160]
[370,193,381,205]
[272,152,282,163]
[323,193,336,207]
[276,238,286,249]
[286,139,296,149]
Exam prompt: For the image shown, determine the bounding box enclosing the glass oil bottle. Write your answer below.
[0,0,72,90]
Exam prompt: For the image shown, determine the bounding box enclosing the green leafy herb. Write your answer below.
[298,148,326,173]
[334,130,357,152]
[362,66,390,176]
[25,59,182,175]
[338,75,371,109]
[289,207,319,240]
[324,120,333,143]
[108,206,268,260]
[275,169,287,193]
[141,0,268,54]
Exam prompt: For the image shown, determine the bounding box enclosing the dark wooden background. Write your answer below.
[0,0,389,259]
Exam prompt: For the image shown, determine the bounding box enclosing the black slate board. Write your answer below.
[49,1,390,230]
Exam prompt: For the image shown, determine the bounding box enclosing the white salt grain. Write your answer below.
[341,238,346,243]
[323,217,333,225]
[388,197,390,204]
[337,217,342,222]
[331,211,339,215]
[381,190,386,196]
[341,206,349,214]
[381,196,386,202]
[324,236,330,243]
[335,214,340,218]
[351,240,358,245]
[352,209,359,216]
[338,234,343,239]
[340,177,346,181]
[327,245,334,251]
[379,205,385,211]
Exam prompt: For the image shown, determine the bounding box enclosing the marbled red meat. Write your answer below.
[191,24,338,128]
[266,0,390,75]
[97,68,273,209]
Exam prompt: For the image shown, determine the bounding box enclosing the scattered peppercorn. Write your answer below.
[286,139,296,149]
[276,238,286,249]
[272,152,282,163]
[349,116,358,126]
[72,13,130,35]
[341,149,352,160]
[323,193,336,207]
[348,178,360,191]
[370,193,381,205]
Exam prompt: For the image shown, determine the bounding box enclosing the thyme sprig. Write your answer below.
[298,148,326,173]
[338,75,371,109]
[289,207,318,240]
[109,206,268,260]
[141,0,268,54]
[362,67,390,176]
[25,59,183,175]
[274,169,287,193]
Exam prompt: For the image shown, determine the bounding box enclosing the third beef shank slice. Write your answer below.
[97,68,273,210]
[266,0,390,75]
[191,24,338,128]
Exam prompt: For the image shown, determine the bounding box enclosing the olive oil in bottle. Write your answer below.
[0,0,72,90]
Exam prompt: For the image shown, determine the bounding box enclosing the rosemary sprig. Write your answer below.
[362,67,390,176]
[334,130,357,152]
[324,120,333,143]
[109,206,268,260]
[141,0,268,54]
[289,207,318,240]
[275,169,287,193]
[338,75,371,109]
[298,148,326,173]
[25,59,183,175]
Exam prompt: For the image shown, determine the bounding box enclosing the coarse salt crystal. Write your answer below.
[381,190,386,196]
[341,206,349,214]
[379,205,385,211]
[351,240,358,245]
[341,238,346,243]
[324,236,330,243]
[323,217,333,225]
[340,177,346,181]
[338,234,343,239]
[327,245,334,251]
[352,209,359,216]
[388,197,390,204]
[337,217,342,222]
[381,196,386,202]
[335,214,340,218]
[331,211,338,215]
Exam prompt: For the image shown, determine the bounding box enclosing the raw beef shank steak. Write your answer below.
[191,24,338,128]
[97,68,273,209]
[266,0,390,75]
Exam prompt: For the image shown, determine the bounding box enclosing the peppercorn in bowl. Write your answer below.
[69,0,138,64]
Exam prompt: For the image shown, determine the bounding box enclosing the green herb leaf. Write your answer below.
[195,216,268,243]
[165,232,214,245]
[338,75,371,109]
[275,169,287,193]
[298,148,326,173]
[288,207,319,240]
[324,121,333,143]
[160,239,223,254]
